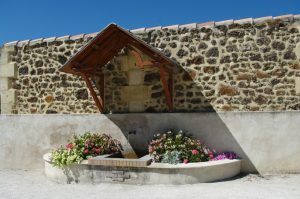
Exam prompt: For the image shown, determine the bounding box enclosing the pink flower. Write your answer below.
[84,149,89,154]
[183,159,189,164]
[209,152,214,159]
[148,146,154,153]
[192,149,199,155]
[66,143,73,150]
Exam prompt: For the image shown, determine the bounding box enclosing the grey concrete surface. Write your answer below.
[0,169,299,199]
[44,154,241,184]
[1,112,300,174]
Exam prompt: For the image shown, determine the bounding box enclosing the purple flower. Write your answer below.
[213,152,238,161]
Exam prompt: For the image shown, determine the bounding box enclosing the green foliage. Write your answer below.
[51,132,123,168]
[148,130,213,164]
[161,151,182,164]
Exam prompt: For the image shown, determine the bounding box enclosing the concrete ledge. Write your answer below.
[43,153,241,184]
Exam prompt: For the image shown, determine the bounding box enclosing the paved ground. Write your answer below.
[0,170,299,199]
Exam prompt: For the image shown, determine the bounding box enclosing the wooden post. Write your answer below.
[82,73,104,113]
[159,67,173,112]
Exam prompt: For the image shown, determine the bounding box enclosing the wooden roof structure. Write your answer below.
[59,24,179,113]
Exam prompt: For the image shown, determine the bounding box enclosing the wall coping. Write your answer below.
[2,13,300,47]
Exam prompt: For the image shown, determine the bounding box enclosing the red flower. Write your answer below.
[66,143,73,150]
[183,159,189,164]
[94,148,102,154]
[192,149,199,155]
[84,149,89,154]
[209,152,214,159]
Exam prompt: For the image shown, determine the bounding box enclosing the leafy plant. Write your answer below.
[161,151,182,164]
[148,130,214,164]
[51,132,123,168]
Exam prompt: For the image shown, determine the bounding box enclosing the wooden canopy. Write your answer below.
[59,24,178,113]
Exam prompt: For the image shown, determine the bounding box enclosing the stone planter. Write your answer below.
[43,153,241,184]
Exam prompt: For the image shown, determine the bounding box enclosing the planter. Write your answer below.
[43,153,241,184]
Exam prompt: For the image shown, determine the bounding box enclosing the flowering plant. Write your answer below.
[148,130,214,164]
[212,152,238,161]
[51,132,123,168]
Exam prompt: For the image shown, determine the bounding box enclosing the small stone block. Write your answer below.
[274,14,293,21]
[145,26,162,31]
[215,19,234,26]
[180,23,197,29]
[1,89,16,103]
[130,28,146,34]
[84,32,98,39]
[17,40,30,47]
[197,21,215,28]
[29,38,44,46]
[234,18,253,24]
[295,77,300,95]
[0,63,17,78]
[43,37,57,43]
[56,35,70,41]
[70,34,85,40]
[0,78,10,91]
[294,14,300,20]
[254,16,273,23]
[4,41,19,47]
[162,24,179,30]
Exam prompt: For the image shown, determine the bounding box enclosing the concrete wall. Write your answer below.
[0,112,299,174]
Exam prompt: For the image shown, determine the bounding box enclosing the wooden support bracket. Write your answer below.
[159,67,173,112]
[82,73,104,113]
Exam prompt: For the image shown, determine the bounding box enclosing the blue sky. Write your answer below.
[1,0,299,45]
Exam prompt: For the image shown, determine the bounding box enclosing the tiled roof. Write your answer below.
[3,14,300,47]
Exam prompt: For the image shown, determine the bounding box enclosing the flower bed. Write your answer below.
[148,130,238,164]
[51,132,123,168]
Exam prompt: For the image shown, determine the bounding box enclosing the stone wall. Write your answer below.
[1,15,300,114]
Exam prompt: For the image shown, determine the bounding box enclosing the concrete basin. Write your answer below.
[43,153,241,184]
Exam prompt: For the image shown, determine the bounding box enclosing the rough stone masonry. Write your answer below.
[1,14,300,114]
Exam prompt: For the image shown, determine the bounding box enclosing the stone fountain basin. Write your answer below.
[43,153,241,184]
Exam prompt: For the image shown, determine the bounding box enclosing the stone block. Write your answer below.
[0,78,10,91]
[180,23,197,29]
[296,77,300,95]
[145,26,162,31]
[70,34,85,40]
[215,19,234,26]
[3,41,19,47]
[43,37,57,43]
[29,38,44,46]
[274,14,293,21]
[1,89,16,104]
[130,28,146,34]
[0,63,17,78]
[0,46,16,64]
[128,69,145,85]
[129,101,144,112]
[0,102,14,114]
[121,85,149,101]
[162,24,179,30]
[17,40,30,47]
[56,35,70,41]
[234,18,253,24]
[197,21,215,28]
[254,16,273,23]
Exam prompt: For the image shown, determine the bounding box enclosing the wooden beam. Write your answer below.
[159,67,173,112]
[82,73,104,113]
[99,73,105,111]
[130,50,154,68]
